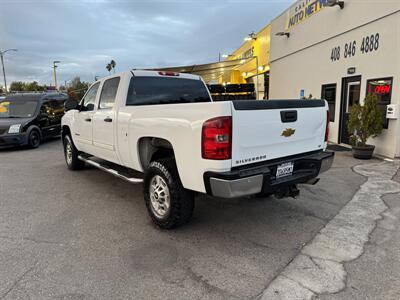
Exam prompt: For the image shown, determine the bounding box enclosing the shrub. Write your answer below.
[347,93,383,147]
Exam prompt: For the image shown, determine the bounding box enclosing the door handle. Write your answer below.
[84,118,92,122]
[104,117,113,123]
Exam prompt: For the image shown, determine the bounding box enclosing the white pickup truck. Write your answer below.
[61,70,334,228]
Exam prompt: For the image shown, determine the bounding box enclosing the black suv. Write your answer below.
[0,92,68,148]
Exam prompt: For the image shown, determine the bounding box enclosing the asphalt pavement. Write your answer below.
[0,139,398,299]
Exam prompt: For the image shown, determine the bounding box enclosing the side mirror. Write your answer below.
[86,103,95,111]
[64,99,78,111]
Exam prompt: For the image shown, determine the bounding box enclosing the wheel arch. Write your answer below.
[138,137,175,171]
[26,125,42,140]
[61,125,71,139]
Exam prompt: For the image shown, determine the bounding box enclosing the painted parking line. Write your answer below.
[261,161,400,299]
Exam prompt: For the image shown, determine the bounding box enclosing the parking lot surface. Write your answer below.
[0,140,375,299]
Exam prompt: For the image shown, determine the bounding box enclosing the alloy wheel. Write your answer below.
[149,175,171,219]
[65,139,73,165]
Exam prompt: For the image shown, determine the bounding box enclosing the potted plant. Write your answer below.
[347,93,383,159]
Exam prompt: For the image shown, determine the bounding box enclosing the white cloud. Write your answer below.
[0,0,291,84]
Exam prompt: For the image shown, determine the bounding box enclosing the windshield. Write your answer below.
[0,99,38,118]
[126,76,211,106]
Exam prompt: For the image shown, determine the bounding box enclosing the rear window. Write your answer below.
[126,76,211,106]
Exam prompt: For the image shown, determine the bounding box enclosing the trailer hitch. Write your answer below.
[275,184,300,199]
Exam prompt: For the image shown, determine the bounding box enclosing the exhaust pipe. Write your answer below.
[304,178,320,185]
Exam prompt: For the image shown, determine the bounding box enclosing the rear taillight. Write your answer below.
[202,116,232,160]
[325,110,330,142]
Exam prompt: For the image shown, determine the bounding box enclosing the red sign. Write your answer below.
[374,85,391,94]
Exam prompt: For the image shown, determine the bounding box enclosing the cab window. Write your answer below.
[99,77,120,109]
[81,83,100,111]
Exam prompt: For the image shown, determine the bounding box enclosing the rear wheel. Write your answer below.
[144,159,194,229]
[63,135,85,170]
[27,129,41,148]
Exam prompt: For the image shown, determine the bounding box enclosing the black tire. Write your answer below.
[144,159,194,229]
[63,134,85,170]
[27,129,41,148]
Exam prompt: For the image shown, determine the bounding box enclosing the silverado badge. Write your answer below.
[281,128,296,137]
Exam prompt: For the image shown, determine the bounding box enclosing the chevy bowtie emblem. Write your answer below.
[281,128,296,137]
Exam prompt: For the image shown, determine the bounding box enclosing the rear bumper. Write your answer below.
[204,150,334,198]
[0,133,28,148]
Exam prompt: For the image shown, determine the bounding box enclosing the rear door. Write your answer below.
[92,76,120,162]
[37,100,52,137]
[230,100,328,168]
[39,99,65,137]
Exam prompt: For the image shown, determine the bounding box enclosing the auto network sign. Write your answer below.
[286,0,328,30]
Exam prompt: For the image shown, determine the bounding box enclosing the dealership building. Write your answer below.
[161,0,400,158]
[269,0,400,158]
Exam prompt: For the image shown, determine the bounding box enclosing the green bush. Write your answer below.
[347,93,383,147]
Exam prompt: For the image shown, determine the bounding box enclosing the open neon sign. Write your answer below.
[374,85,391,94]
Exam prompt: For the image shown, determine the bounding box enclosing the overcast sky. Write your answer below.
[0,0,291,86]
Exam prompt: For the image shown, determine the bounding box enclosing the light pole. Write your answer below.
[53,60,61,90]
[0,49,18,93]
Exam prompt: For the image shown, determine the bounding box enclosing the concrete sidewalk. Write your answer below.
[322,168,400,300]
[262,160,400,299]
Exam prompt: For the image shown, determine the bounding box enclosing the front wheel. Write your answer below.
[63,135,85,170]
[144,159,194,229]
[27,129,41,148]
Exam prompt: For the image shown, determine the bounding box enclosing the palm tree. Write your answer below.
[110,60,116,73]
[106,63,112,74]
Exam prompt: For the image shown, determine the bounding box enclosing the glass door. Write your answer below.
[340,76,361,144]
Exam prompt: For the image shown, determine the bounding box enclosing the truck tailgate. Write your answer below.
[230,100,328,168]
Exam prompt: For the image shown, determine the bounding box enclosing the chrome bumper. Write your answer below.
[320,152,334,173]
[206,150,334,199]
[209,175,263,198]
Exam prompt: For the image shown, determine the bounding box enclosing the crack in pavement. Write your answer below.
[0,262,37,299]
[186,266,239,299]
[0,235,63,246]
[260,161,400,299]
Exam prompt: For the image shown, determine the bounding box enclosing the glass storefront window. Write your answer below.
[321,83,336,122]
[367,77,393,129]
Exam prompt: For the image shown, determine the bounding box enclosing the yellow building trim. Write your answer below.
[223,24,271,84]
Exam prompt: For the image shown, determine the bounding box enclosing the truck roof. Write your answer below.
[133,70,201,80]
[3,92,68,102]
